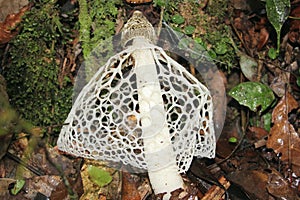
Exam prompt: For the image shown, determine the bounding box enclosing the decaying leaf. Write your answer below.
[266,169,299,199]
[238,51,258,82]
[288,6,300,44]
[121,172,141,200]
[23,175,61,199]
[227,170,270,199]
[267,92,300,175]
[0,178,16,196]
[270,72,290,97]
[271,92,298,123]
[257,27,269,51]
[0,0,29,21]
[248,126,269,140]
[0,4,31,44]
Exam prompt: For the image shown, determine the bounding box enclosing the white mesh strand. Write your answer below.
[57,43,215,173]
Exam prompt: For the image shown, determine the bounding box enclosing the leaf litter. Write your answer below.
[1,0,300,199]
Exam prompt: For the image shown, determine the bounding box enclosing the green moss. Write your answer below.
[78,0,123,59]
[2,0,73,130]
[159,0,236,71]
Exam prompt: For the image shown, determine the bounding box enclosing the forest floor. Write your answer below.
[0,0,300,199]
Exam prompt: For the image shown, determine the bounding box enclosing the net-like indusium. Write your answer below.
[57,11,215,174]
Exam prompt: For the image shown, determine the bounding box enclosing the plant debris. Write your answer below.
[0,3,31,44]
[0,0,300,199]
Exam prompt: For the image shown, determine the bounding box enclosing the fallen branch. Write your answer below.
[202,176,230,200]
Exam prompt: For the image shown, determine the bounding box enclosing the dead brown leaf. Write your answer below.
[267,122,300,162]
[0,0,29,21]
[270,72,290,97]
[121,172,141,200]
[266,92,300,176]
[248,126,269,140]
[266,169,299,199]
[0,178,15,196]
[257,27,269,51]
[227,170,270,199]
[0,4,31,44]
[271,92,298,123]
[289,6,300,44]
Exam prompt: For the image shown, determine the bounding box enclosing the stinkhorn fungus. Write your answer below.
[57,11,215,199]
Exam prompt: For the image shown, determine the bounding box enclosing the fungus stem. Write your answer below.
[133,38,184,199]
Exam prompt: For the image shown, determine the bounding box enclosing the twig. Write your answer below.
[230,21,251,56]
[215,120,246,165]
[201,176,230,200]
[285,85,293,182]
[156,5,164,37]
[6,152,44,176]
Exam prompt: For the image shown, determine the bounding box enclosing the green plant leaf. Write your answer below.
[154,0,166,7]
[10,179,25,195]
[214,41,228,55]
[228,137,238,143]
[268,47,278,59]
[263,112,272,131]
[266,0,290,53]
[171,14,185,24]
[184,25,195,35]
[88,165,112,187]
[229,82,275,114]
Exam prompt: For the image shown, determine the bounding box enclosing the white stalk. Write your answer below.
[133,37,184,199]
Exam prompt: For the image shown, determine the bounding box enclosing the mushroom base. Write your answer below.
[148,165,184,200]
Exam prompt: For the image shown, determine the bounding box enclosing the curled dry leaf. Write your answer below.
[0,4,31,44]
[266,92,300,175]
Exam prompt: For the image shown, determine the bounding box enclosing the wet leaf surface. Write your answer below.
[266,0,291,54]
[266,0,290,32]
[267,92,300,176]
[229,82,275,113]
[266,169,299,200]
